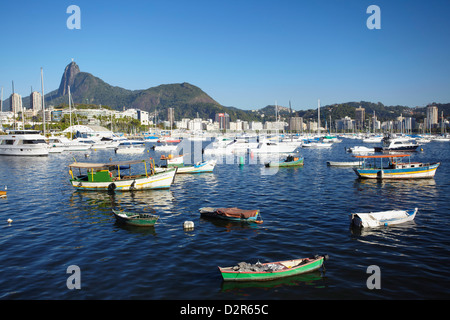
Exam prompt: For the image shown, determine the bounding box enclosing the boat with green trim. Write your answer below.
[112,209,159,227]
[353,154,440,179]
[218,255,328,282]
[68,159,177,191]
[265,155,304,167]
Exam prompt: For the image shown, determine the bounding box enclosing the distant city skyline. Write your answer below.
[1,0,449,110]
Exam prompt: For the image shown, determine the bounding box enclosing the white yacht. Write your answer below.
[248,141,298,153]
[0,130,49,156]
[47,136,92,151]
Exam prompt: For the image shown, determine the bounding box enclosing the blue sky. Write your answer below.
[1,0,449,110]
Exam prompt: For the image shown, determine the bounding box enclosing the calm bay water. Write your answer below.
[1,138,450,300]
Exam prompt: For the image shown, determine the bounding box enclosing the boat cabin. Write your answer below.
[69,159,154,182]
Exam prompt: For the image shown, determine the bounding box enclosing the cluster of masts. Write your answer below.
[1,69,47,135]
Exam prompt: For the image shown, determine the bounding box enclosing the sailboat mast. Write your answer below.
[68,85,72,139]
[40,68,46,137]
[0,87,3,129]
[318,99,321,135]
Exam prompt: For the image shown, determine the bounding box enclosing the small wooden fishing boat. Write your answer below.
[351,208,418,228]
[199,207,263,224]
[218,255,328,282]
[265,156,304,167]
[353,154,440,179]
[175,160,217,173]
[0,186,6,198]
[158,154,216,173]
[112,209,159,227]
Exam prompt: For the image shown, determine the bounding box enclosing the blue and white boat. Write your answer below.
[156,156,216,174]
[353,154,440,179]
[174,160,217,173]
[351,208,418,228]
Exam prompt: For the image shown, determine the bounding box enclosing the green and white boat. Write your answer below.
[219,255,328,282]
[265,156,304,167]
[112,209,159,227]
[69,159,177,191]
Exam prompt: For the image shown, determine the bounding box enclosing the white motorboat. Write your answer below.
[347,146,375,153]
[248,141,297,154]
[362,136,383,143]
[0,130,49,156]
[114,145,146,154]
[327,160,363,167]
[302,141,332,149]
[47,136,91,151]
[153,143,179,151]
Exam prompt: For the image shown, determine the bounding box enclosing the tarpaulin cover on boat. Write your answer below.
[215,207,259,219]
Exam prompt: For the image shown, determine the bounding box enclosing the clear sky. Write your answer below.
[1,0,449,110]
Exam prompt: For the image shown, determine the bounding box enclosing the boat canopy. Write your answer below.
[353,154,410,159]
[215,208,259,219]
[68,160,147,169]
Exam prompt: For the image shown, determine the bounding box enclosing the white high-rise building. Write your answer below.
[426,105,438,129]
[30,91,42,115]
[10,93,23,114]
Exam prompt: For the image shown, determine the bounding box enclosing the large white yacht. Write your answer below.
[0,130,49,156]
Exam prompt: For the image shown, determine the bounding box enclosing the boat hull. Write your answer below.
[199,207,262,223]
[374,145,419,152]
[71,169,177,191]
[327,161,362,167]
[112,209,158,227]
[219,256,325,282]
[114,147,146,154]
[0,146,49,156]
[354,162,440,179]
[265,157,304,167]
[351,208,418,228]
[176,160,216,173]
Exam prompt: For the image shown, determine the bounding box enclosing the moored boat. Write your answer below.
[68,159,177,191]
[0,130,49,156]
[112,209,159,227]
[0,186,6,198]
[327,160,363,167]
[249,141,297,153]
[199,207,263,223]
[114,144,146,154]
[265,155,304,167]
[218,255,328,282]
[346,146,375,153]
[374,135,419,152]
[158,154,216,173]
[351,208,418,228]
[176,160,217,173]
[353,154,440,179]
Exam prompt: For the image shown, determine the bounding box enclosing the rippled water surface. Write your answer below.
[1,139,450,300]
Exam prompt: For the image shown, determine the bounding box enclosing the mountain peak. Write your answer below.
[58,61,80,96]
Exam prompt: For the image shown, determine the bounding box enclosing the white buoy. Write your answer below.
[183,221,194,230]
[7,218,12,224]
